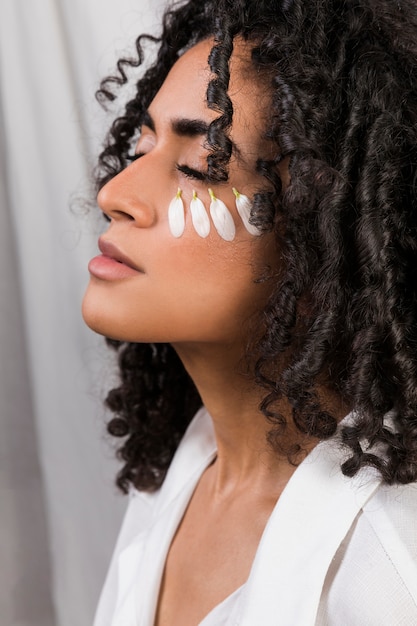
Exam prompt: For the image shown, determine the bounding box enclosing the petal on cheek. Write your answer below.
[208,189,236,241]
[190,191,211,238]
[168,188,185,237]
[233,188,262,236]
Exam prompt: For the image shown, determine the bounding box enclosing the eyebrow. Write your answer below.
[141,110,242,159]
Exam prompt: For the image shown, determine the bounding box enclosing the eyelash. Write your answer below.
[176,163,209,182]
[126,153,208,182]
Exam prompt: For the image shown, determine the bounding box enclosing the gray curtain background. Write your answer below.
[0,1,165,624]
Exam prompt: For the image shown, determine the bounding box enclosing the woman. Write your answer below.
[83,0,417,624]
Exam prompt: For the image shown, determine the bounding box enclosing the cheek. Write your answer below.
[155,232,254,286]
[155,234,271,324]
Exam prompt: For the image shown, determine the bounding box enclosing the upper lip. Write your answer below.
[98,238,142,272]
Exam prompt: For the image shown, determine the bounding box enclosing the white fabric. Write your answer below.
[0,2,165,625]
[94,407,417,626]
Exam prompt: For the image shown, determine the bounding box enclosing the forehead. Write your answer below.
[148,38,269,150]
[150,39,214,119]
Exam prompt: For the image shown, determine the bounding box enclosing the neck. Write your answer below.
[173,342,315,495]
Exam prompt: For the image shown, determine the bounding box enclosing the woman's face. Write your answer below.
[82,38,278,346]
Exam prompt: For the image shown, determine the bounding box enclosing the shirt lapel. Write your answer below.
[237,435,382,625]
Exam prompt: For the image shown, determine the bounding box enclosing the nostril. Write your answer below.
[113,210,136,221]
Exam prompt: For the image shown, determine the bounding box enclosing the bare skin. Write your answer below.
[83,38,345,626]
[154,345,309,626]
[155,459,288,626]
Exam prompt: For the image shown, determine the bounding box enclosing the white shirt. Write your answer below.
[94,407,417,625]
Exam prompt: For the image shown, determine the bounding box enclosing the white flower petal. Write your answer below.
[233,187,261,236]
[190,192,210,238]
[208,189,236,241]
[168,188,185,237]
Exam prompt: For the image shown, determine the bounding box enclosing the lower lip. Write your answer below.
[88,255,142,280]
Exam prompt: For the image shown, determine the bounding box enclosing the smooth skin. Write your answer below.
[83,38,342,626]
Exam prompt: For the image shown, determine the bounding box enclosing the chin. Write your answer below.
[82,288,162,343]
[82,288,123,340]
[82,295,110,338]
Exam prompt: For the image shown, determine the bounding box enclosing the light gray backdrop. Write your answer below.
[0,1,165,624]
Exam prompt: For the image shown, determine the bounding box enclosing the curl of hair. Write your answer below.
[96,0,417,492]
[106,342,201,492]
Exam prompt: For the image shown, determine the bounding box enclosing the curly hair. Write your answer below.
[96,0,417,492]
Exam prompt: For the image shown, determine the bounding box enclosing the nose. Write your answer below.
[97,164,156,227]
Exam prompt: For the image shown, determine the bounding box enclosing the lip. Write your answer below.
[88,238,144,280]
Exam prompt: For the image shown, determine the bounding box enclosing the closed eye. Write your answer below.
[176,163,209,182]
[125,154,209,182]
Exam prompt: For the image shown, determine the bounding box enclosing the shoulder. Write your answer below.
[317,481,417,625]
[362,482,417,586]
